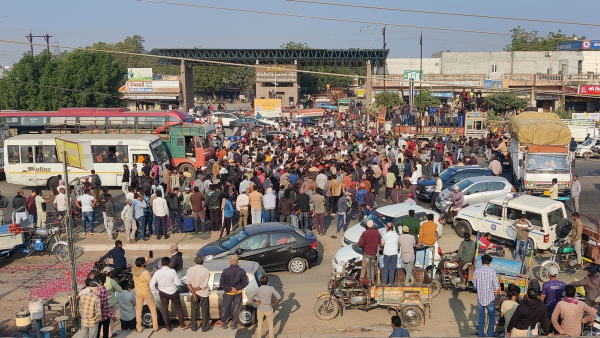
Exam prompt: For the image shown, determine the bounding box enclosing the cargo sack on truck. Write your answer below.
[508,112,571,146]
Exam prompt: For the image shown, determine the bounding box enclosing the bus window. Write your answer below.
[20,146,33,163]
[8,145,20,163]
[115,145,129,162]
[35,147,45,163]
[107,146,118,163]
[108,117,136,125]
[79,117,108,124]
[49,117,77,125]
[91,145,108,163]
[41,146,58,163]
[150,140,168,164]
[22,117,46,126]
[6,117,19,126]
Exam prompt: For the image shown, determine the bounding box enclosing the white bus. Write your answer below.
[5,134,169,187]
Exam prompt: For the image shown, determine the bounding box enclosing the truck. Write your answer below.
[508,112,572,200]
[338,99,350,113]
[562,119,599,142]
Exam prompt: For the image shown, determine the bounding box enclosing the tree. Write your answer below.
[374,91,404,111]
[0,49,125,110]
[505,27,584,51]
[483,92,528,114]
[414,90,441,110]
[193,66,230,98]
[280,41,311,49]
[228,67,255,94]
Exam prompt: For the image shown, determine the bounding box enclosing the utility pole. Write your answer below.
[25,31,53,54]
[561,63,566,110]
[382,26,387,124]
[419,32,423,113]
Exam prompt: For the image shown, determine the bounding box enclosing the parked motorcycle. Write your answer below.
[538,219,574,282]
[438,246,505,289]
[87,259,133,287]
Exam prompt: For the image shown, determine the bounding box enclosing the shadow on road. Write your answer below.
[449,289,471,336]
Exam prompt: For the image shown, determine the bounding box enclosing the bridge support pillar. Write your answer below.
[365,60,373,105]
[180,60,194,110]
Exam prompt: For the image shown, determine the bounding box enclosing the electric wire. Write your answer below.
[132,0,581,41]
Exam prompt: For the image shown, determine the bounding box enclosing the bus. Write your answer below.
[0,108,195,135]
[5,134,169,187]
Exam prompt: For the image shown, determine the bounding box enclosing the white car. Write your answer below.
[256,117,279,127]
[341,204,443,247]
[211,112,239,127]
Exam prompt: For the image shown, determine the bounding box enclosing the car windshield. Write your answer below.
[439,169,455,181]
[525,154,570,172]
[361,212,395,229]
[582,138,594,146]
[218,227,249,250]
[351,243,363,254]
[451,179,473,192]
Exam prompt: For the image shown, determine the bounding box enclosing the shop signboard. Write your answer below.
[564,86,579,94]
[592,40,600,50]
[579,86,600,95]
[535,95,559,100]
[255,65,297,82]
[129,81,153,93]
[127,68,153,81]
[152,81,180,93]
[401,90,418,96]
[483,79,508,88]
[431,92,453,98]
[403,70,423,81]
[557,41,590,51]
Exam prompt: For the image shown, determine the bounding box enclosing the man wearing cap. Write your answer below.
[358,220,381,284]
[399,225,417,285]
[511,213,533,260]
[381,222,399,285]
[395,210,420,241]
[540,266,566,317]
[79,281,102,338]
[186,255,211,332]
[403,193,416,205]
[169,245,183,271]
[446,185,464,221]
[569,266,600,306]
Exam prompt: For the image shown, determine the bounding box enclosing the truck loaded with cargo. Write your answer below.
[508,112,572,200]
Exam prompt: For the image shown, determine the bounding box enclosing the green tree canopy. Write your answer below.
[0,50,125,110]
[414,90,441,110]
[374,91,404,111]
[280,41,311,49]
[505,27,584,51]
[483,92,528,114]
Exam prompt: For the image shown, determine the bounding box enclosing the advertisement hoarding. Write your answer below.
[255,65,297,82]
[55,138,94,171]
[403,70,423,81]
[127,68,153,81]
[254,99,282,117]
[579,86,600,95]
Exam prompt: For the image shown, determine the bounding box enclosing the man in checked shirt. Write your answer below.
[79,281,101,338]
[473,254,499,337]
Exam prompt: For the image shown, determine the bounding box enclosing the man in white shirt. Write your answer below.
[150,256,189,331]
[381,223,399,285]
[186,255,211,332]
[53,186,67,218]
[76,189,96,234]
[152,191,169,240]
[431,173,443,210]
[488,156,502,176]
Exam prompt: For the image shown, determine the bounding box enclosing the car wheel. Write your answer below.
[238,306,256,326]
[288,257,306,274]
[454,220,472,238]
[141,306,164,328]
[584,153,591,160]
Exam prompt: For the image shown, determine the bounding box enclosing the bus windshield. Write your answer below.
[525,154,570,172]
[150,140,169,164]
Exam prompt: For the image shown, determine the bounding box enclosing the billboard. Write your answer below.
[483,79,508,88]
[127,68,153,81]
[255,65,297,82]
[55,138,94,171]
[579,86,600,95]
[404,70,423,81]
[254,99,282,112]
[557,41,593,51]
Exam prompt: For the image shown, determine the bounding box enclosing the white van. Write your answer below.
[454,195,567,252]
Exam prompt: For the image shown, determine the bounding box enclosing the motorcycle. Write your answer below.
[538,219,574,282]
[87,259,133,287]
[439,246,505,290]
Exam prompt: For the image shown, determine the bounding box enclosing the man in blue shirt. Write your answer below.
[99,240,127,279]
[540,266,566,316]
[389,315,410,337]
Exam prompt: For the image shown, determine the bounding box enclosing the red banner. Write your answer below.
[579,86,600,95]
[378,107,386,125]
[394,126,465,136]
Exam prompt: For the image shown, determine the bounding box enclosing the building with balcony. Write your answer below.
[374,51,600,112]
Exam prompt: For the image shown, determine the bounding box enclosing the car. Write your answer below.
[454,195,567,252]
[141,259,265,328]
[196,222,318,274]
[434,176,513,221]
[255,117,282,127]
[211,112,239,127]
[229,117,269,129]
[341,204,443,247]
[292,117,317,126]
[416,165,495,201]
[264,130,290,142]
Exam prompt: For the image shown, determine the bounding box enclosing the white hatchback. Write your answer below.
[341,204,443,247]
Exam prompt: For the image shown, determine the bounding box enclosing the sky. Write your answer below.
[1,0,600,67]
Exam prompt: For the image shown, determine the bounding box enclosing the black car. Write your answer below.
[196,223,318,274]
[292,117,317,125]
[229,117,269,129]
[416,165,495,201]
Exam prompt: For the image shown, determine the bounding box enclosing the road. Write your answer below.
[0,146,598,337]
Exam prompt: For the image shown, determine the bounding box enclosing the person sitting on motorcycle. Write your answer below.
[478,232,502,255]
[455,232,477,288]
[99,240,127,280]
[446,185,464,221]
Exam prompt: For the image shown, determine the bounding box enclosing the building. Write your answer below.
[255,62,298,108]
[375,51,600,112]
[119,68,183,111]
[0,65,12,78]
